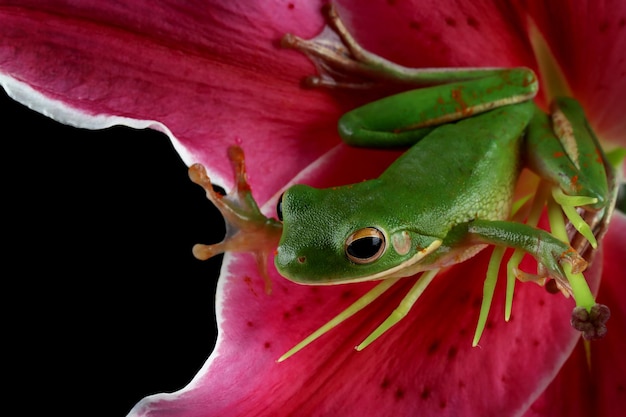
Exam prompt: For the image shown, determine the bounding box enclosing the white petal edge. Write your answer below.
[0,73,228,187]
[126,252,234,417]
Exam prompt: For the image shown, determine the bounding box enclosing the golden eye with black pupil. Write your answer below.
[276,193,284,221]
[345,227,386,264]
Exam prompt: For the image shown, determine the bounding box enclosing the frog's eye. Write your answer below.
[345,227,386,264]
[276,193,284,221]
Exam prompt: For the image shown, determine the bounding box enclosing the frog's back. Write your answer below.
[378,102,535,237]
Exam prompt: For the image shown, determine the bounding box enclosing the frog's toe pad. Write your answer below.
[192,242,225,260]
[571,303,610,340]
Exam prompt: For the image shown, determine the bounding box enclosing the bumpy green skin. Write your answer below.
[275,69,608,285]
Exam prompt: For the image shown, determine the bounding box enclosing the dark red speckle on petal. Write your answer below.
[409,21,421,31]
[447,345,458,360]
[381,378,391,389]
[427,339,440,355]
[445,17,457,27]
[395,388,405,400]
[421,386,431,400]
[467,16,479,29]
[287,3,294,10]
[599,21,609,33]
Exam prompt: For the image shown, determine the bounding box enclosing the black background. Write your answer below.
[2,89,222,415]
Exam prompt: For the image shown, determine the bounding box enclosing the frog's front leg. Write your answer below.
[189,146,283,294]
[460,219,610,341]
[464,98,615,342]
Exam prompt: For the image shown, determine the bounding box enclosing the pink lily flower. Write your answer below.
[1,1,624,416]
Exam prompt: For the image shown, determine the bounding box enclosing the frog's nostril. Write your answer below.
[297,256,307,264]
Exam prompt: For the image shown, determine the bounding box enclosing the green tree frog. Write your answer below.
[190,5,616,361]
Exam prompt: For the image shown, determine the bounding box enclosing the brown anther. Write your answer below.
[571,304,611,340]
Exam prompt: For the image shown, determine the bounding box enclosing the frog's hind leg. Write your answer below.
[281,4,505,89]
[525,98,616,261]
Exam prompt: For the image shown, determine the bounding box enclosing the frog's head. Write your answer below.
[274,183,442,284]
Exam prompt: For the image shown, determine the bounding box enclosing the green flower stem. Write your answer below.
[474,247,506,347]
[547,197,596,311]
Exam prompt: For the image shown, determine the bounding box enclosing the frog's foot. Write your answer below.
[189,146,282,294]
[281,4,393,88]
[554,185,619,267]
[281,4,498,89]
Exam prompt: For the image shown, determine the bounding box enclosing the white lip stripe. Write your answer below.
[0,73,228,187]
[309,238,444,285]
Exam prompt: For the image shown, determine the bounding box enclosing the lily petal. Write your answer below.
[0,1,345,203]
[130,146,603,417]
[520,0,626,145]
[335,0,536,68]
[335,0,626,148]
